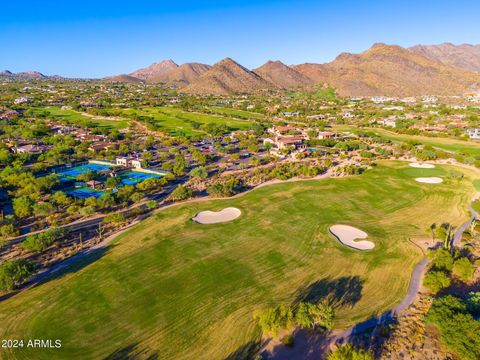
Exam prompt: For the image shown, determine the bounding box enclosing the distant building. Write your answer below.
[267,126,295,136]
[263,135,306,150]
[422,96,438,104]
[14,144,51,154]
[116,156,143,169]
[14,97,32,105]
[0,109,19,120]
[88,142,115,152]
[317,131,337,139]
[378,117,397,128]
[467,129,480,140]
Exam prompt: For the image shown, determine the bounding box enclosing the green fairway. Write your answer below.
[121,106,252,136]
[0,161,476,360]
[205,106,266,120]
[337,126,480,157]
[31,107,129,130]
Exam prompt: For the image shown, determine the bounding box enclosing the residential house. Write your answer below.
[88,142,115,152]
[14,144,52,154]
[467,129,480,140]
[317,131,337,139]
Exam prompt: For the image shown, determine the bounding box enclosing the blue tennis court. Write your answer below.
[119,171,161,185]
[67,188,105,199]
[57,163,111,181]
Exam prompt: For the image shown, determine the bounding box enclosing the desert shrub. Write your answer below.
[423,270,451,293]
[428,248,454,271]
[426,295,480,360]
[327,344,373,360]
[22,227,67,253]
[281,334,294,347]
[466,292,480,315]
[253,305,294,337]
[0,259,36,292]
[295,301,334,331]
[169,185,192,201]
[452,257,475,282]
[103,213,126,224]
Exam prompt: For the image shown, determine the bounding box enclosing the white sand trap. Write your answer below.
[415,177,443,184]
[409,162,435,169]
[329,225,375,250]
[192,207,241,224]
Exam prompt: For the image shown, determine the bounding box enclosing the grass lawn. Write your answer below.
[205,106,266,120]
[0,161,476,360]
[121,106,252,136]
[31,107,129,130]
[337,126,480,157]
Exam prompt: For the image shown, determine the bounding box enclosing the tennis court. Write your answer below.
[119,171,161,185]
[67,188,106,199]
[57,163,111,181]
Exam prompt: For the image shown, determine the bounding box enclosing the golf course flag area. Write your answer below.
[0,161,476,359]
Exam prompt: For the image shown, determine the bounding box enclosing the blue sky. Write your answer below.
[1,0,479,78]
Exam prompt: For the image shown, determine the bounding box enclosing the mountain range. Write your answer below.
[107,43,480,96]
[4,43,480,96]
[0,70,46,79]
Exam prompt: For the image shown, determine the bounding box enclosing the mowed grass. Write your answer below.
[337,126,480,156]
[205,106,265,120]
[32,107,129,130]
[121,106,252,136]
[0,162,476,360]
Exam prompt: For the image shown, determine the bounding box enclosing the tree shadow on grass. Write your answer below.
[0,245,113,303]
[103,342,158,360]
[294,276,364,308]
[35,245,113,285]
[223,340,262,360]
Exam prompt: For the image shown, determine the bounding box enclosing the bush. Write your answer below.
[295,301,334,331]
[466,292,480,315]
[146,200,158,210]
[207,178,240,197]
[22,227,66,253]
[428,248,454,271]
[103,213,126,224]
[169,185,192,201]
[253,305,294,337]
[0,259,36,292]
[426,295,480,360]
[423,270,451,293]
[327,344,373,360]
[452,257,475,282]
[281,334,294,347]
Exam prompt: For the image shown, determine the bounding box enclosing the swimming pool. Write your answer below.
[119,171,161,185]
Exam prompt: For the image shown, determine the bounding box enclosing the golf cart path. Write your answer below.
[263,197,479,360]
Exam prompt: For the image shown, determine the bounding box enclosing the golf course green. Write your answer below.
[0,161,476,360]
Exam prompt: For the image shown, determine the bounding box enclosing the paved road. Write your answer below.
[451,200,478,248]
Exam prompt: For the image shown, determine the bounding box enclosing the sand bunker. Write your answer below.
[329,225,375,250]
[409,162,435,169]
[192,207,241,224]
[415,177,443,184]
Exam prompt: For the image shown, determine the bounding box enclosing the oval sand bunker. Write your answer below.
[409,162,435,169]
[192,207,241,224]
[415,177,443,184]
[329,225,375,250]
